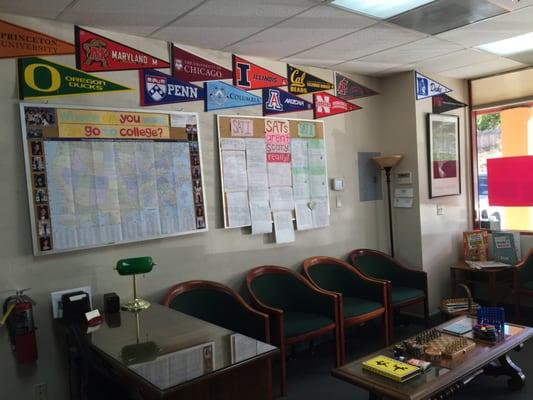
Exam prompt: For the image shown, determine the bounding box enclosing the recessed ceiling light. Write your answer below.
[331,0,435,19]
[478,32,533,56]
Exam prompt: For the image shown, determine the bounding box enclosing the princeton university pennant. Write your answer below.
[432,93,466,114]
[75,26,169,72]
[140,69,204,106]
[335,72,378,100]
[204,81,262,111]
[233,55,288,90]
[313,92,361,119]
[262,87,312,116]
[287,65,334,95]
[172,44,232,82]
[415,71,452,100]
[0,19,74,58]
[18,57,131,99]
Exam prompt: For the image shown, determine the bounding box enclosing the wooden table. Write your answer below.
[332,316,533,400]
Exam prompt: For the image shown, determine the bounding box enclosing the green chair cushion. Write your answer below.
[520,280,533,291]
[283,312,333,338]
[343,297,383,318]
[391,286,425,305]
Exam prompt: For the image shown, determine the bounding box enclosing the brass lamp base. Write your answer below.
[121,298,151,311]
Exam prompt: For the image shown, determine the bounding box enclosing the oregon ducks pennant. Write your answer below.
[233,55,287,90]
[18,57,131,99]
[287,65,333,95]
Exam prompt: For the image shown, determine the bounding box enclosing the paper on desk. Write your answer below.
[466,260,511,269]
[250,200,272,235]
[273,211,295,244]
[226,191,251,227]
[222,150,248,192]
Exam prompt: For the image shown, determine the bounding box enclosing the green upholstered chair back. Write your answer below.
[306,263,361,296]
[350,249,405,283]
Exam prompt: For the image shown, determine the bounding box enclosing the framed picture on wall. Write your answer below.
[427,113,460,198]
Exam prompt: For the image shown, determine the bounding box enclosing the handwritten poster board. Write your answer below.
[217,115,329,243]
[21,103,207,256]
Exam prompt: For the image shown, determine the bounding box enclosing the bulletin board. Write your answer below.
[217,115,329,243]
[21,103,207,256]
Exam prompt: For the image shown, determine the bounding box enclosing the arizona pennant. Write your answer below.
[335,72,378,100]
[432,93,466,114]
[0,19,74,59]
[262,87,312,116]
[140,69,204,106]
[415,71,451,100]
[172,44,232,82]
[75,26,169,72]
[233,55,287,90]
[313,92,361,119]
[204,81,261,111]
[287,65,334,95]
[18,57,131,99]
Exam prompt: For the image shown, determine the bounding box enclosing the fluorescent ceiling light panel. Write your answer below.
[478,32,533,56]
[331,0,435,19]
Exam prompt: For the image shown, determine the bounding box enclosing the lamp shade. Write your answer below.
[116,257,154,276]
[372,155,403,169]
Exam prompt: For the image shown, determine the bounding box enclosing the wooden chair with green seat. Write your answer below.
[245,265,342,396]
[349,249,429,337]
[514,249,533,322]
[302,256,389,364]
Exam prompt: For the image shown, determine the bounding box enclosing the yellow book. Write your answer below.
[362,355,421,383]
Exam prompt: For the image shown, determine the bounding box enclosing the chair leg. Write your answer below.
[388,307,395,344]
[336,324,345,366]
[383,311,390,347]
[279,341,287,396]
[515,292,521,322]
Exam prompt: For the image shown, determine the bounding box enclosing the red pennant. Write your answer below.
[76,26,169,72]
[172,44,232,82]
[313,92,361,119]
[233,55,288,90]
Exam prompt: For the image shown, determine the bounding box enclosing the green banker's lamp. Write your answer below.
[116,256,156,311]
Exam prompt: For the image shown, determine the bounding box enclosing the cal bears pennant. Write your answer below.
[18,57,131,99]
[287,65,334,95]
[432,93,466,114]
[335,72,378,100]
[205,81,261,111]
[0,19,74,59]
[415,71,451,100]
[140,69,204,106]
[262,88,312,116]
[75,26,169,72]
[313,92,361,119]
[172,44,232,82]
[233,55,287,90]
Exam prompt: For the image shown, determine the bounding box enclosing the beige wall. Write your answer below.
[471,67,533,107]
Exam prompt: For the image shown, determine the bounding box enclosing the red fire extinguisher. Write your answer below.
[1,289,38,364]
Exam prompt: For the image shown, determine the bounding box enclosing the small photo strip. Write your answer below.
[31,156,44,172]
[189,141,199,153]
[191,166,201,179]
[37,205,49,220]
[191,154,200,166]
[196,216,205,230]
[39,236,51,251]
[34,174,46,188]
[25,107,56,128]
[31,141,43,156]
[194,190,203,204]
[27,126,43,139]
[193,179,202,193]
[38,220,50,237]
[195,205,204,218]
[34,188,48,203]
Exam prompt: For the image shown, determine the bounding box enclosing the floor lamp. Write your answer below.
[373,155,403,258]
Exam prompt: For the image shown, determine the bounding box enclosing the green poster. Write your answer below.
[18,57,131,99]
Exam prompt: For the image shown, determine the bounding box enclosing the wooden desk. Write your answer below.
[332,316,533,400]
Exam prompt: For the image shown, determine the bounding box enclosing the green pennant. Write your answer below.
[18,57,131,99]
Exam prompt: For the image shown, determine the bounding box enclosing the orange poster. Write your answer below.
[0,19,74,59]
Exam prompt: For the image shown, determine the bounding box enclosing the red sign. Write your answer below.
[172,44,232,82]
[488,156,533,206]
[313,92,361,119]
[265,119,291,163]
[75,26,169,72]
[233,55,288,90]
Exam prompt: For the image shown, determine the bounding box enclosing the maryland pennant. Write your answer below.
[335,72,378,100]
[204,81,261,111]
[287,65,334,95]
[262,87,312,116]
[140,69,204,106]
[172,44,232,82]
[75,26,169,72]
[233,55,287,90]
[313,92,361,119]
[18,57,131,99]
[0,19,74,59]
[415,71,451,100]
[432,93,466,114]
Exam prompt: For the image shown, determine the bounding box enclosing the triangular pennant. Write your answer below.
[262,87,312,116]
[0,19,74,59]
[75,26,169,72]
[432,93,466,114]
[335,72,378,100]
[313,92,361,119]
[140,69,204,106]
[415,71,452,100]
[287,65,334,95]
[233,55,288,90]
[204,81,262,111]
[18,57,131,99]
[171,44,232,82]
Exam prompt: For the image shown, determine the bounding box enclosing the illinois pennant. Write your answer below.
[140,69,204,106]
[172,44,232,82]
[75,26,169,72]
[233,55,287,90]
[262,87,312,116]
[287,65,334,95]
[313,92,361,119]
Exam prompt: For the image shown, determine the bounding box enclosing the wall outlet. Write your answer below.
[436,205,444,216]
[50,286,92,319]
[35,383,47,400]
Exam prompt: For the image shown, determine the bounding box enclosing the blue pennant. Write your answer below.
[262,87,313,116]
[204,81,262,111]
[140,69,204,106]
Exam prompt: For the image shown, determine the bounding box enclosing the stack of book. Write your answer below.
[362,355,421,383]
[441,298,478,314]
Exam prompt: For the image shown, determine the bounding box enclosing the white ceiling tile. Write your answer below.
[151,0,317,50]
[290,22,427,65]
[411,48,499,73]
[436,5,533,47]
[225,5,377,58]
[487,0,533,10]
[57,0,204,37]
[438,57,526,79]
[0,0,72,19]
[334,60,397,76]
[279,56,346,68]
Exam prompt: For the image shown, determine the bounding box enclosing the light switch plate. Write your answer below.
[50,286,92,319]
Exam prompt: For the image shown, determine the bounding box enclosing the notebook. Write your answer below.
[362,355,421,383]
[442,321,472,335]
